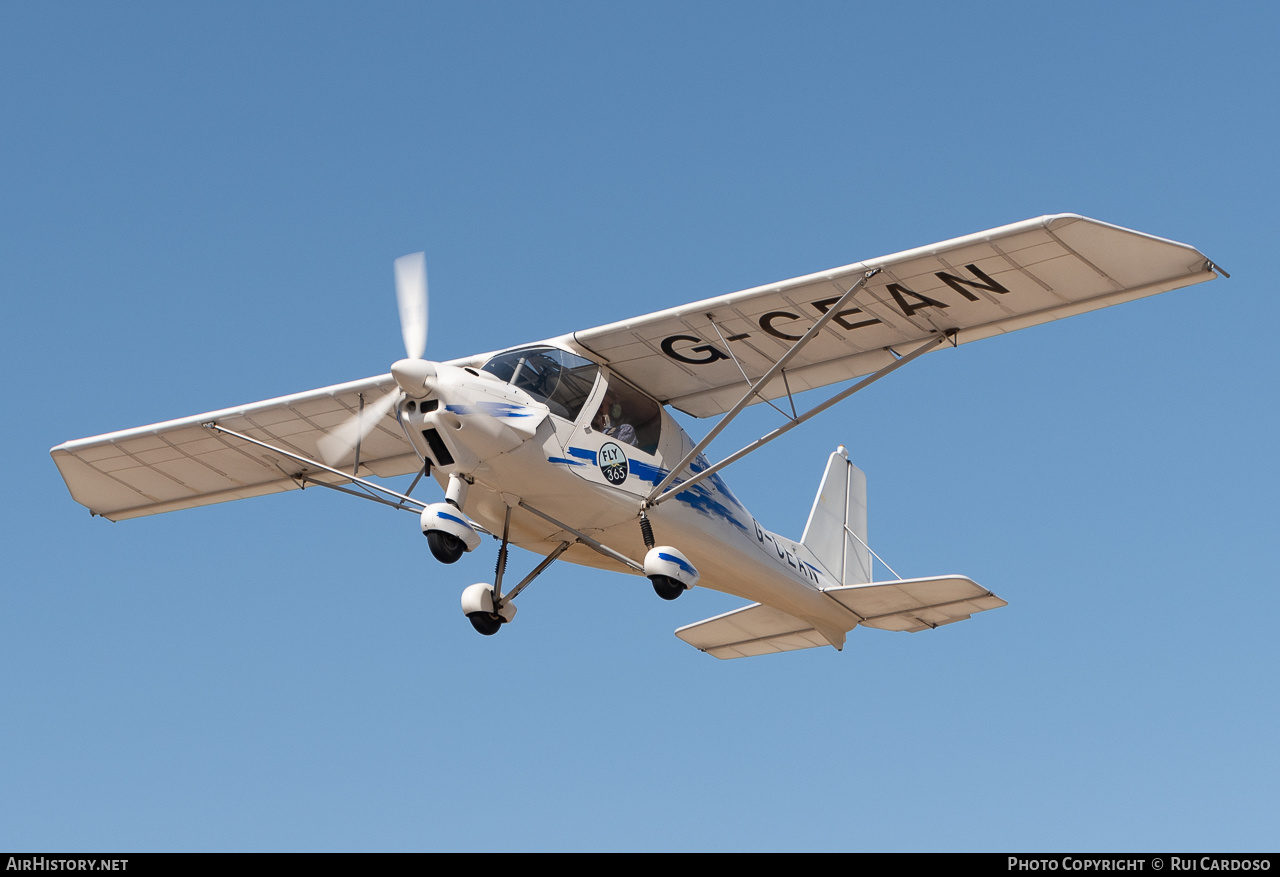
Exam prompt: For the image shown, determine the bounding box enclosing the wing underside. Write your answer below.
[50,376,419,521]
[573,214,1220,417]
[51,214,1219,521]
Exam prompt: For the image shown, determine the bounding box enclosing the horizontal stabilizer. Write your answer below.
[675,574,1006,659]
[826,575,1006,632]
[675,603,829,660]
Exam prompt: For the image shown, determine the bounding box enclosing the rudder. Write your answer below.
[800,446,870,586]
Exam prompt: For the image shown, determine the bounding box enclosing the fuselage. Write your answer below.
[394,344,852,626]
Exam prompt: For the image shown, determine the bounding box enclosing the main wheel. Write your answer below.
[467,611,504,636]
[650,575,685,601]
[427,530,466,564]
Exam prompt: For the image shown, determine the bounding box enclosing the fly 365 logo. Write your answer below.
[598,442,629,485]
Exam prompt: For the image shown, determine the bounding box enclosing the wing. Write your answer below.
[52,214,1219,520]
[50,375,419,521]
[574,214,1222,417]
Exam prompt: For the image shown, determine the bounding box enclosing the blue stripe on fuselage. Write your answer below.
[568,446,597,465]
[444,401,534,418]
[573,448,750,534]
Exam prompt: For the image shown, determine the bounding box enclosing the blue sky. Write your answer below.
[3,1,1277,851]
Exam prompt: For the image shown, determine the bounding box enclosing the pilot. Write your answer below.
[594,392,636,446]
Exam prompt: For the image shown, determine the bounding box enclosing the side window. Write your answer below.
[590,376,662,455]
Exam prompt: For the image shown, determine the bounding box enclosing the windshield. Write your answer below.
[480,347,600,421]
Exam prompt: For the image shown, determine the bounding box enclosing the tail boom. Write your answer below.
[674,447,1005,659]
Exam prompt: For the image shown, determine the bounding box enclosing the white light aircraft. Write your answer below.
[51,215,1223,658]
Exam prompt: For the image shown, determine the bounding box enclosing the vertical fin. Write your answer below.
[799,446,870,587]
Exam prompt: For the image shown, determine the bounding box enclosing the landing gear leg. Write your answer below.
[638,510,699,600]
[461,504,571,636]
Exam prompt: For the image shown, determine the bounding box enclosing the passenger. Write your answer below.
[594,392,636,446]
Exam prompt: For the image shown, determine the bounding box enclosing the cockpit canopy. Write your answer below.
[480,346,600,421]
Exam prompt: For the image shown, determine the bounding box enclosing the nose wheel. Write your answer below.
[650,575,685,601]
[427,530,466,564]
[421,498,481,564]
[639,514,698,601]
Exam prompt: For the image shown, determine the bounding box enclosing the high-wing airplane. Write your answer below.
[50,214,1223,658]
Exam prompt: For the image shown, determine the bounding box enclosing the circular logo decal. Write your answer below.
[598,441,629,486]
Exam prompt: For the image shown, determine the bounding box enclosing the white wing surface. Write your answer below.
[674,603,831,659]
[52,214,1219,521]
[825,575,1007,633]
[676,575,1006,659]
[51,376,418,521]
[573,214,1220,417]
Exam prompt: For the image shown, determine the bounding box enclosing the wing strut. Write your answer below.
[643,330,950,510]
[517,500,646,573]
[642,267,882,504]
[203,422,429,511]
[485,504,574,605]
[403,460,431,497]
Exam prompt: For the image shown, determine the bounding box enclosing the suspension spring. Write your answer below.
[639,514,655,549]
